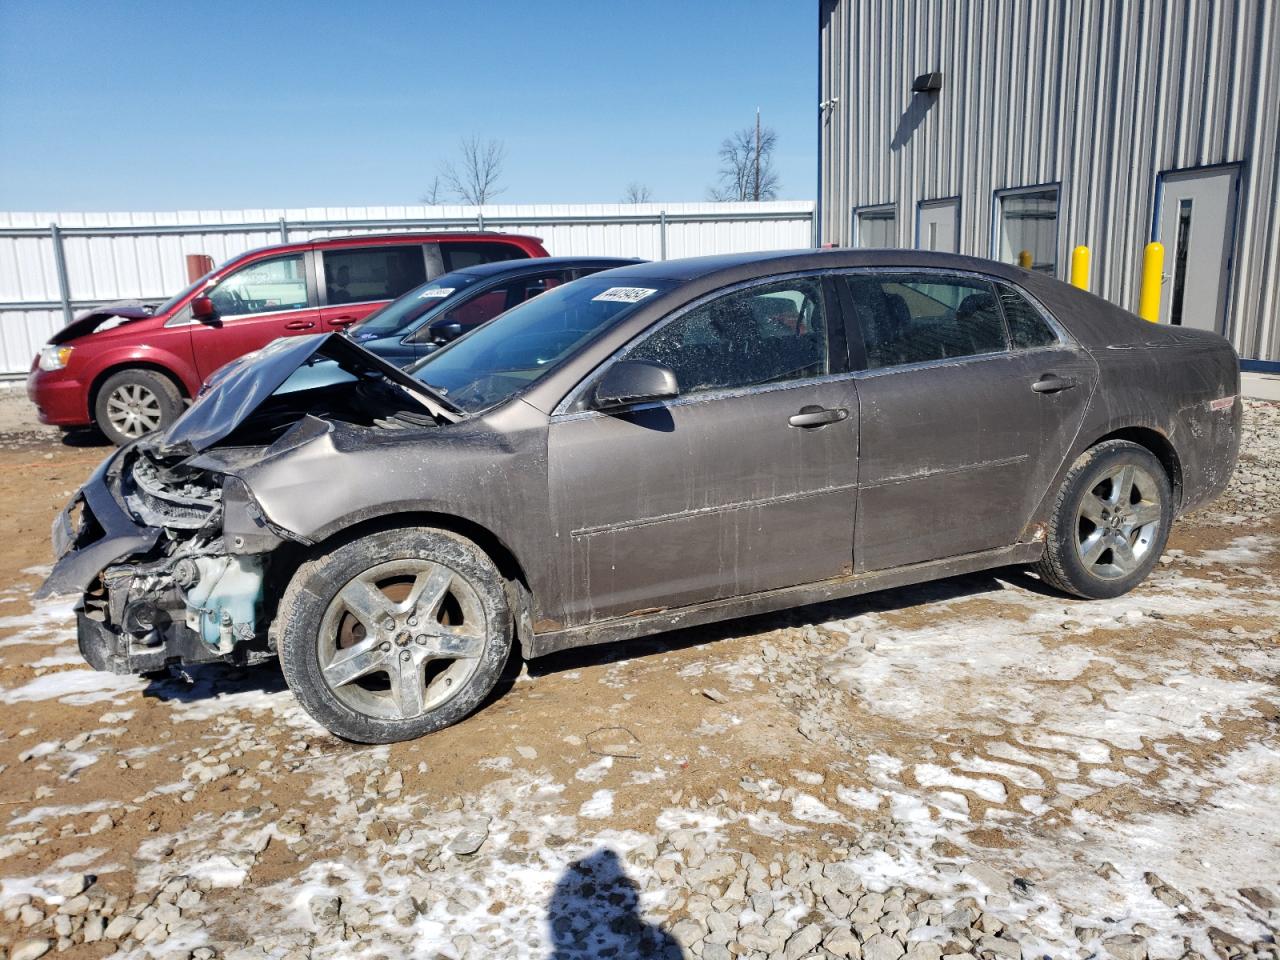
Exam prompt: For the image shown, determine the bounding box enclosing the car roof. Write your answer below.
[591,248,1043,284]
[309,231,543,247]
[453,256,644,280]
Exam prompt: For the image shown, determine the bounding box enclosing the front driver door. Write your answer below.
[191,252,319,380]
[548,275,860,628]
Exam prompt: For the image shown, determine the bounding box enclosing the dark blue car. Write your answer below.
[346,256,644,365]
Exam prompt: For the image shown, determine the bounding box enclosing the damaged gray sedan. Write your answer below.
[41,250,1241,742]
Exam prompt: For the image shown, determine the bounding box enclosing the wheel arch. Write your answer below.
[1087,425,1184,510]
[88,360,192,414]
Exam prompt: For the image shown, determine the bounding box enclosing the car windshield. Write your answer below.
[409,277,673,413]
[350,272,481,339]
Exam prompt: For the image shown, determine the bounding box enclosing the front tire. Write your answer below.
[276,527,512,743]
[1035,440,1173,599]
[94,368,184,445]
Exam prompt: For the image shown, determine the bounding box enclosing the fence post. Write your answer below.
[278,218,289,243]
[659,210,668,261]
[49,223,73,325]
[1139,242,1164,322]
[1070,246,1090,290]
[477,208,485,231]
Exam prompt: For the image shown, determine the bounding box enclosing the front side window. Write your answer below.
[856,206,897,248]
[999,188,1059,275]
[626,277,828,396]
[997,283,1058,349]
[410,277,674,413]
[208,254,308,318]
[323,246,427,305]
[441,242,528,271]
[844,272,1006,369]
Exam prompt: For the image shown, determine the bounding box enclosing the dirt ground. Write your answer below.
[0,401,1277,960]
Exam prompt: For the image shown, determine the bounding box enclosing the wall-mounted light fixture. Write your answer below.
[912,72,944,93]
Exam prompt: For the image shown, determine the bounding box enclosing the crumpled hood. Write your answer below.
[151,333,457,456]
[48,300,159,345]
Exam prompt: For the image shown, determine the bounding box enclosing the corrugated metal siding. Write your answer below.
[819,0,1280,360]
[0,201,814,375]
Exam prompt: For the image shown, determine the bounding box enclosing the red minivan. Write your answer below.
[28,232,548,444]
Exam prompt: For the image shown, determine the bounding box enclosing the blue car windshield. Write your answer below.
[409,277,673,413]
[350,272,481,339]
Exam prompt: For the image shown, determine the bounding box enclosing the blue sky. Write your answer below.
[0,0,817,211]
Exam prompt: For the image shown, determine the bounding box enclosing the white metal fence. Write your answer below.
[0,201,815,376]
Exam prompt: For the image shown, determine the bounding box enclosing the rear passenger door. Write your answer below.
[839,270,1096,572]
[317,244,428,330]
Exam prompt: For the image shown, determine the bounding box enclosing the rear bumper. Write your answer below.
[27,367,91,426]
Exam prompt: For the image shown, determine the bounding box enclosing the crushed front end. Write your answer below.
[40,442,288,675]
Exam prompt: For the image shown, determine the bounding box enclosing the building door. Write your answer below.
[917,199,959,253]
[1157,166,1240,332]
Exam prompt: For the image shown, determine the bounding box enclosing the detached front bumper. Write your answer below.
[38,449,161,600]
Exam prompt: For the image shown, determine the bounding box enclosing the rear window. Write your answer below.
[323,246,427,305]
[441,242,528,271]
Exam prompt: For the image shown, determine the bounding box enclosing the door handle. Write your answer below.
[284,320,316,331]
[327,316,356,327]
[1032,374,1077,394]
[789,405,848,428]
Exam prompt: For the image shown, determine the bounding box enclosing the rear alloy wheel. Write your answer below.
[94,369,184,445]
[1035,440,1173,599]
[277,528,511,743]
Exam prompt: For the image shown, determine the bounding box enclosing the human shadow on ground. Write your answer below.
[547,848,682,960]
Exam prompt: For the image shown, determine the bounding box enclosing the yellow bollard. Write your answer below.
[1138,241,1164,322]
[1017,249,1033,270]
[1070,245,1090,290]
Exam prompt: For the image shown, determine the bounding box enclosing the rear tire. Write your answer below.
[1034,439,1173,599]
[276,527,511,743]
[93,369,184,445]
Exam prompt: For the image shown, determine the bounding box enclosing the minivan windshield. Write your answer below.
[409,277,673,413]
[350,272,481,339]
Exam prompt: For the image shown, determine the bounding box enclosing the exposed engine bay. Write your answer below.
[42,334,457,675]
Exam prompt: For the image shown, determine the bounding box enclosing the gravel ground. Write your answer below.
[0,400,1275,960]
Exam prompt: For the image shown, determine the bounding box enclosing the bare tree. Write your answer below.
[418,175,444,205]
[622,182,653,203]
[441,136,507,207]
[708,110,780,202]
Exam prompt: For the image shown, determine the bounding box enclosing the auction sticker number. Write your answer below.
[419,287,455,299]
[592,287,658,304]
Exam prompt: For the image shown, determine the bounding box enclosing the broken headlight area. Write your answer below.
[79,447,275,675]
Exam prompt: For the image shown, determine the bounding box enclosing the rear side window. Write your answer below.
[322,246,426,305]
[997,283,1059,349]
[843,273,1006,369]
[627,277,828,396]
[441,242,529,271]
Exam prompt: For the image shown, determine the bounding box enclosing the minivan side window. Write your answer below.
[441,242,528,271]
[997,282,1059,349]
[209,254,308,318]
[627,277,829,396]
[843,273,1006,369]
[322,246,427,305]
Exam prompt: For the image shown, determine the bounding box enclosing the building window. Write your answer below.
[855,205,897,248]
[998,187,1059,275]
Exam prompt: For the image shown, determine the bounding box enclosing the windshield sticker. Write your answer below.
[419,287,455,299]
[592,286,658,304]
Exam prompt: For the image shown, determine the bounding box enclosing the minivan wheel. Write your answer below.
[277,527,512,743]
[1034,439,1173,600]
[94,369,184,445]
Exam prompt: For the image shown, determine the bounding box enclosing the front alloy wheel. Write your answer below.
[278,528,512,743]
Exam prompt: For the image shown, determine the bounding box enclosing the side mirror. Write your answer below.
[591,360,679,411]
[435,321,464,342]
[191,295,217,322]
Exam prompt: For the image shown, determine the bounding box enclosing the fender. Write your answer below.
[85,340,202,406]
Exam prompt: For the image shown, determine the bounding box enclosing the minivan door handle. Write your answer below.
[284,320,316,331]
[327,316,356,327]
[1031,374,1077,394]
[789,405,848,428]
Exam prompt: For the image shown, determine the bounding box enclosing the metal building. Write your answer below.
[817,0,1280,363]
